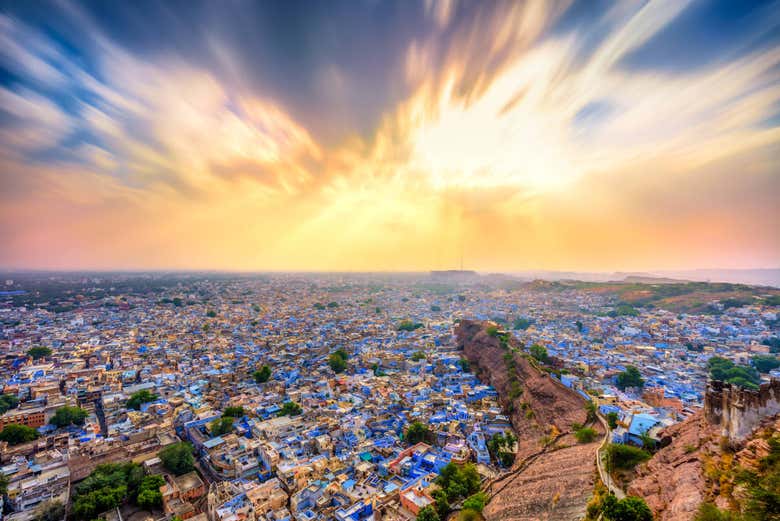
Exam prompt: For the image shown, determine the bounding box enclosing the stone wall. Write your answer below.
[703,378,780,441]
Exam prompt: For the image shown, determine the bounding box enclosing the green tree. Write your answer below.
[462,492,487,513]
[575,320,584,332]
[751,355,780,374]
[616,366,645,391]
[126,390,159,410]
[206,310,217,317]
[27,346,52,360]
[416,506,440,521]
[606,412,619,429]
[278,401,302,417]
[0,423,40,445]
[0,394,19,414]
[49,406,88,428]
[513,317,532,330]
[329,351,348,373]
[223,406,245,418]
[430,305,441,312]
[253,364,272,383]
[405,421,431,445]
[530,344,549,363]
[602,495,653,521]
[137,488,161,511]
[398,320,423,332]
[708,357,760,389]
[158,442,195,476]
[210,417,234,437]
[411,351,426,362]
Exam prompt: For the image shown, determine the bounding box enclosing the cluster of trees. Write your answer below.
[370,363,386,377]
[313,302,340,310]
[616,366,645,391]
[279,401,302,417]
[411,351,426,362]
[0,423,39,445]
[751,355,780,374]
[253,365,272,383]
[126,389,159,410]
[708,357,760,390]
[398,320,424,332]
[609,303,639,317]
[71,462,149,520]
[0,393,19,414]
[416,463,482,521]
[210,416,234,437]
[223,406,245,418]
[27,346,52,360]
[487,431,516,467]
[329,349,349,373]
[761,337,780,354]
[159,442,195,475]
[49,406,88,428]
[404,421,431,445]
[136,474,165,510]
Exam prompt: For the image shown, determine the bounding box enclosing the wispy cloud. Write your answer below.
[0,0,778,271]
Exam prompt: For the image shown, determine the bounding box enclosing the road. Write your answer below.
[595,412,625,499]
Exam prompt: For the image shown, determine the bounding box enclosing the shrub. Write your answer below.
[575,427,597,444]
[607,444,651,469]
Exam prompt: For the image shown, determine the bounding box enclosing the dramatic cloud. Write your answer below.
[1,0,778,271]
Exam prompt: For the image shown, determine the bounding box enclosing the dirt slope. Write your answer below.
[456,320,603,521]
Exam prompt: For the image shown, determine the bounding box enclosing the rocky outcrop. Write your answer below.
[628,414,713,521]
[628,379,780,521]
[704,379,780,441]
[456,320,603,521]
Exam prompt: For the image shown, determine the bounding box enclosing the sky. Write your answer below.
[0,0,779,272]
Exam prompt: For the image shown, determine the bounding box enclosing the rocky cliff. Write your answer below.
[456,320,603,521]
[628,379,780,521]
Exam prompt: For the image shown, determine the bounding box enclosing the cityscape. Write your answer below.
[1,2,779,521]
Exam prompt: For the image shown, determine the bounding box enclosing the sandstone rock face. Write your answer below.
[456,320,603,521]
[628,414,714,521]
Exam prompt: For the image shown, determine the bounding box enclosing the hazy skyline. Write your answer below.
[1,0,779,272]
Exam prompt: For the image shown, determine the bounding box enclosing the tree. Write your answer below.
[398,320,423,332]
[279,401,302,417]
[27,346,52,360]
[71,462,143,520]
[0,393,19,414]
[603,495,653,521]
[223,406,245,418]
[417,506,440,521]
[329,350,348,373]
[206,310,217,318]
[135,475,164,511]
[253,365,272,383]
[462,492,487,513]
[751,355,780,374]
[430,305,441,312]
[616,366,645,391]
[0,423,40,445]
[530,344,549,363]
[575,320,584,332]
[606,412,619,429]
[411,351,426,362]
[0,472,8,496]
[459,358,470,372]
[513,317,532,330]
[405,421,431,445]
[49,406,88,428]
[34,499,65,521]
[159,442,195,476]
[210,417,234,437]
[126,389,158,410]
